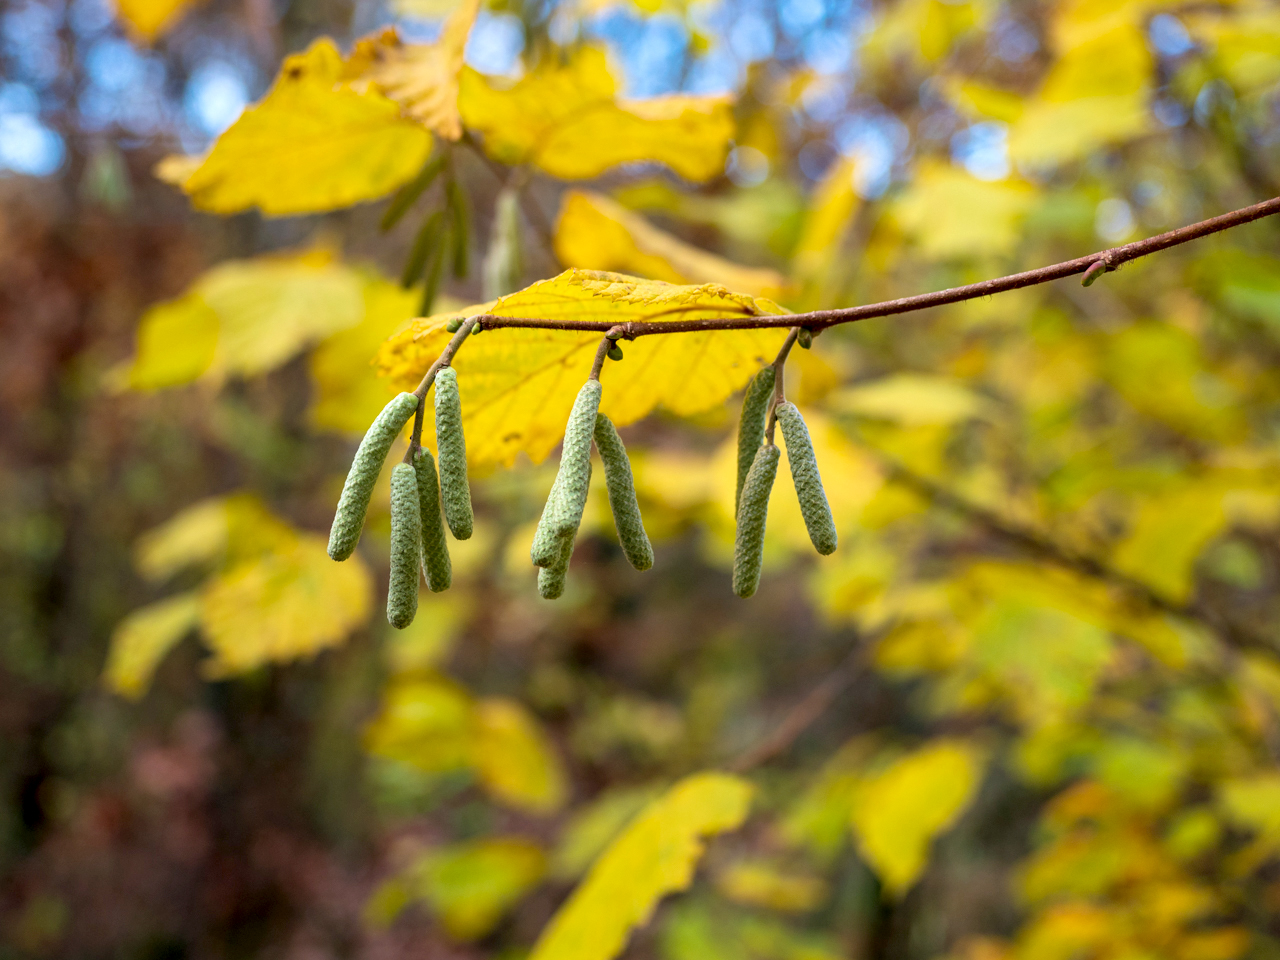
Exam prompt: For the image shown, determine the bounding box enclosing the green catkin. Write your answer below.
[530,472,566,568]
[380,153,445,232]
[553,381,603,540]
[593,413,653,571]
[736,367,776,516]
[387,463,422,629]
[537,534,574,599]
[775,402,837,556]
[433,366,473,540]
[483,186,524,301]
[328,391,421,561]
[732,443,780,598]
[446,178,470,278]
[412,447,452,592]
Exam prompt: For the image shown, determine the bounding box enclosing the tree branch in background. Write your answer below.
[879,455,1272,656]
[730,641,866,773]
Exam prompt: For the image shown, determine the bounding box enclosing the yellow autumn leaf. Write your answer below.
[113,0,198,41]
[1111,483,1230,603]
[199,533,372,675]
[199,251,365,376]
[394,837,547,941]
[104,592,201,698]
[715,860,828,914]
[1007,25,1153,166]
[114,291,219,391]
[792,156,860,296]
[133,493,295,581]
[308,273,426,434]
[365,675,476,772]
[554,191,787,300]
[863,0,989,67]
[1187,9,1280,93]
[550,785,665,880]
[376,269,788,468]
[529,772,752,960]
[832,374,997,425]
[849,740,984,894]
[458,47,734,182]
[1052,0,1175,50]
[473,697,568,815]
[159,39,432,216]
[120,250,366,389]
[357,1,479,140]
[892,161,1037,258]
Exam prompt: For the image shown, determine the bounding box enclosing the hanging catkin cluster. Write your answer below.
[329,332,838,610]
[531,379,653,599]
[731,363,838,598]
[326,367,475,629]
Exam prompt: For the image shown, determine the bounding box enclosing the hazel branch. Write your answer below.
[463,196,1280,337]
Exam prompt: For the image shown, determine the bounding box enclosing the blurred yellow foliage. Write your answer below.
[555,190,788,299]
[849,739,984,894]
[530,772,752,960]
[458,47,734,181]
[158,39,431,215]
[357,0,479,140]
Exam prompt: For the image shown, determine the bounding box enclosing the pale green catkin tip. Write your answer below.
[387,463,422,629]
[552,380,603,542]
[434,366,474,540]
[328,391,420,562]
[413,447,452,592]
[530,475,565,568]
[594,413,653,571]
[776,402,838,556]
[538,536,574,600]
[732,444,780,599]
[736,367,776,518]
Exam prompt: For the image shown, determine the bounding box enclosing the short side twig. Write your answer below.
[404,316,479,457]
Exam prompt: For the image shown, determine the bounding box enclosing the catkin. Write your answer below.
[483,186,524,301]
[434,366,473,540]
[328,391,420,561]
[552,380,603,541]
[732,443,780,598]
[594,413,653,571]
[537,535,574,600]
[387,463,422,629]
[530,472,566,568]
[736,367,776,517]
[775,402,837,556]
[412,447,452,592]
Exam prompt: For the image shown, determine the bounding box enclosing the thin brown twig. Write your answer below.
[589,326,624,380]
[765,327,800,444]
[730,641,867,773]
[404,316,479,456]
[459,196,1280,337]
